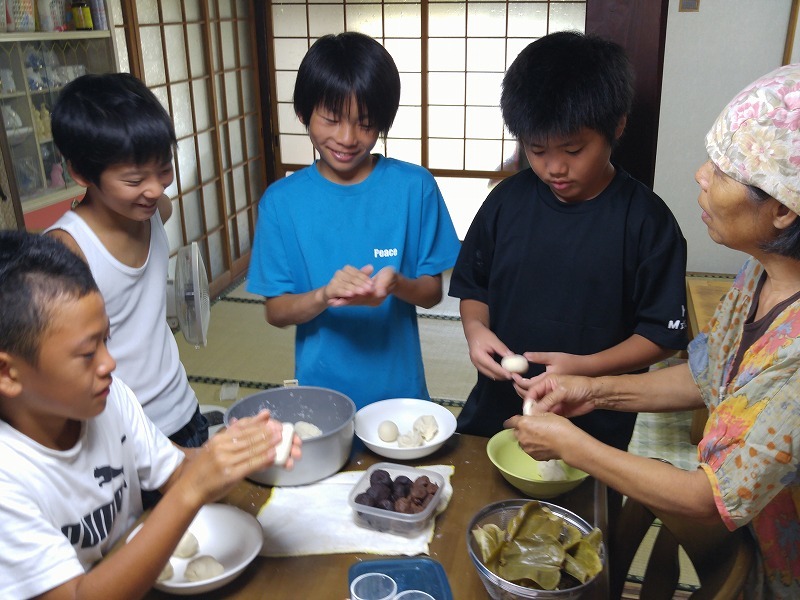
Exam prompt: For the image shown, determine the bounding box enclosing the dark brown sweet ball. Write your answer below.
[367,482,391,502]
[427,483,439,496]
[394,497,412,513]
[394,475,412,487]
[414,475,430,487]
[354,492,376,507]
[410,482,428,500]
[376,498,395,511]
[392,480,411,500]
[370,469,392,487]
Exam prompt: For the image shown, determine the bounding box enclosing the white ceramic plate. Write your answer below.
[354,398,457,460]
[127,503,262,595]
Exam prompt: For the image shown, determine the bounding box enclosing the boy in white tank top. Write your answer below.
[45,74,207,496]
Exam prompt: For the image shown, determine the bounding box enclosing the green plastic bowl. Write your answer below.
[487,430,589,499]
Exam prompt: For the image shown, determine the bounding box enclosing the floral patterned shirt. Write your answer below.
[688,258,800,598]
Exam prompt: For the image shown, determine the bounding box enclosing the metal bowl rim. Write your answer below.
[223,386,356,439]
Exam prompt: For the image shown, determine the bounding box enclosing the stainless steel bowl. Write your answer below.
[224,386,356,486]
[466,499,605,599]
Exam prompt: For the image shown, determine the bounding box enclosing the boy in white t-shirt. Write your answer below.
[0,231,299,600]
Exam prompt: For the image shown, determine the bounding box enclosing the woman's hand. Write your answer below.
[513,372,598,418]
[504,412,583,461]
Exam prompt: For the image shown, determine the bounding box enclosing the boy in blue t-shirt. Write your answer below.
[248,32,460,409]
[450,31,688,446]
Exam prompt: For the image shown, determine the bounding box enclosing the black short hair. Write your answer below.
[0,231,98,364]
[501,31,635,144]
[51,72,177,185]
[749,185,800,260]
[293,32,401,138]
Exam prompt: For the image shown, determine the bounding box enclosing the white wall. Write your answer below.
[654,0,794,274]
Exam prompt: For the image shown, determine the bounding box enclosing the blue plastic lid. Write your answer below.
[348,557,453,600]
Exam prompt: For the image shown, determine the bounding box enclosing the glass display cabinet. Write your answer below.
[0,28,117,214]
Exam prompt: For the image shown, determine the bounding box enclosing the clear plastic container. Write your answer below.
[348,462,445,537]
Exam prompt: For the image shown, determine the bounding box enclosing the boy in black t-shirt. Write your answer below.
[450,31,688,447]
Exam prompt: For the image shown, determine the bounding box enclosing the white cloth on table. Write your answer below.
[257,465,454,557]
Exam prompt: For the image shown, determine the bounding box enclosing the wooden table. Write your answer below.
[685,274,734,443]
[143,434,605,599]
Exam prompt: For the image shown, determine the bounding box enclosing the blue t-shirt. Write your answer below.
[248,156,461,409]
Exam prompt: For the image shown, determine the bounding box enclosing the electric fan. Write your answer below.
[166,241,210,347]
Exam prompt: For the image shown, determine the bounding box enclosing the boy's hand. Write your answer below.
[175,411,299,506]
[464,324,513,381]
[325,265,376,306]
[327,265,397,307]
[524,351,590,376]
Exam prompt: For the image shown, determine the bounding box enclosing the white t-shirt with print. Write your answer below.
[0,377,184,600]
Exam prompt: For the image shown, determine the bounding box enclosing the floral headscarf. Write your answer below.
[705,63,800,214]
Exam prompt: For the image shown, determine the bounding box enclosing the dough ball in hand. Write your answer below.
[273,422,295,467]
[173,531,199,558]
[184,555,225,582]
[501,354,528,374]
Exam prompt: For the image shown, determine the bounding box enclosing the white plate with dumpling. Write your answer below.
[126,503,262,595]
[354,398,457,460]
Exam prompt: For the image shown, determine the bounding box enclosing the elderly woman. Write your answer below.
[507,63,800,598]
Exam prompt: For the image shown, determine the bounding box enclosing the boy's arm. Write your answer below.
[524,333,677,377]
[460,299,517,380]
[37,412,295,600]
[372,269,443,309]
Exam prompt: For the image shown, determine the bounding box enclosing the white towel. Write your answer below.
[257,465,454,557]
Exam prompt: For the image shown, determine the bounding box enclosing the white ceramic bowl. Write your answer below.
[355,398,457,460]
[128,503,262,595]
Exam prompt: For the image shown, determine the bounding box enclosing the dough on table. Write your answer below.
[412,415,438,441]
[184,555,225,582]
[378,420,399,442]
[294,420,322,440]
[157,561,174,582]
[173,531,199,558]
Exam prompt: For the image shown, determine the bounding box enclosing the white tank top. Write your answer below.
[46,210,197,436]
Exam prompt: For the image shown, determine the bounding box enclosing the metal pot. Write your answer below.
[224,386,356,486]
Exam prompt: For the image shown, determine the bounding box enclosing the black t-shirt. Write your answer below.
[449,167,688,447]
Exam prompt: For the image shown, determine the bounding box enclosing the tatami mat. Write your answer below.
[179,279,474,406]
